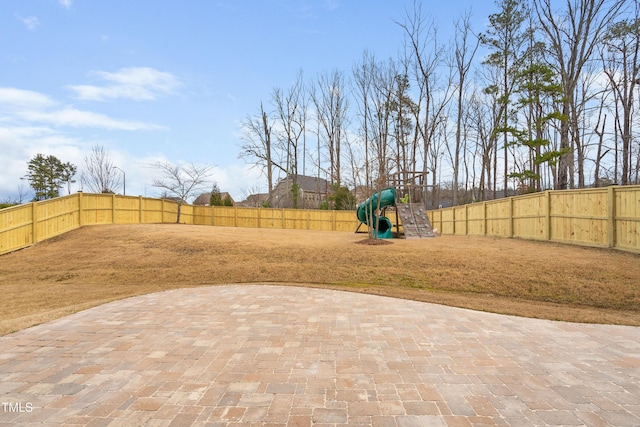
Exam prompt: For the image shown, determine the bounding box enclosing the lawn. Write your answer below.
[1,223,639,335]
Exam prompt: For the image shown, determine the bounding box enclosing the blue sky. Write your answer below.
[1,0,490,202]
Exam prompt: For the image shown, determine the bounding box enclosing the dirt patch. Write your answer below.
[354,237,393,246]
[1,223,639,335]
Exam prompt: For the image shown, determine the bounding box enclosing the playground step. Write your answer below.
[396,203,436,239]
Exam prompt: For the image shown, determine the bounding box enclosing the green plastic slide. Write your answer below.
[356,187,396,239]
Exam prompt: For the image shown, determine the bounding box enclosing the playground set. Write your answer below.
[355,172,437,239]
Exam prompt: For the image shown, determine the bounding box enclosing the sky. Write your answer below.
[1,0,492,203]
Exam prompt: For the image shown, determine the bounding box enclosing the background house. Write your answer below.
[236,193,270,207]
[269,175,330,209]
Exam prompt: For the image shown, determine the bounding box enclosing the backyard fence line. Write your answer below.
[0,186,638,255]
[0,192,359,255]
[428,185,640,253]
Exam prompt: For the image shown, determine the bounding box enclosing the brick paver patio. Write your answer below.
[0,285,639,426]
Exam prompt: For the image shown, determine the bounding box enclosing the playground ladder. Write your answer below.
[396,203,436,239]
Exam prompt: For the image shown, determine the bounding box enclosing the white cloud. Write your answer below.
[0,87,164,131]
[59,0,72,9]
[18,107,165,131]
[0,67,182,200]
[0,87,57,109]
[16,15,39,31]
[0,85,167,200]
[69,67,181,102]
[209,163,264,201]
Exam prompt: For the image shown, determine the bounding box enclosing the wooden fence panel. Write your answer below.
[485,199,510,237]
[178,203,194,224]
[283,209,307,230]
[260,208,285,229]
[0,203,33,253]
[428,209,442,234]
[141,198,164,223]
[335,210,357,232]
[549,189,608,247]
[438,208,455,234]
[211,206,236,227]
[36,196,80,241]
[453,206,467,235]
[512,193,546,241]
[162,201,179,224]
[81,193,114,225]
[114,196,141,224]
[309,210,331,231]
[466,204,485,235]
[192,205,211,225]
[616,186,640,251]
[235,207,260,228]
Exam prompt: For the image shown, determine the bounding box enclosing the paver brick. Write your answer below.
[0,285,638,425]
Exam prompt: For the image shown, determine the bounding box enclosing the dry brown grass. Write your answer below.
[1,223,639,335]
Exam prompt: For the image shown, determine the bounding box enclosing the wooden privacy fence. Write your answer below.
[1,186,639,255]
[428,185,640,253]
[0,192,359,255]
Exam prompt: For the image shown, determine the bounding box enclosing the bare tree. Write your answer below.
[593,85,611,186]
[311,69,349,185]
[467,89,496,200]
[239,103,282,198]
[451,11,480,204]
[352,51,376,193]
[273,70,307,183]
[601,1,640,185]
[397,1,454,204]
[534,0,625,189]
[82,145,122,194]
[150,161,214,223]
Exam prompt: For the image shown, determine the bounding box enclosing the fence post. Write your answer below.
[465,205,469,235]
[483,202,487,236]
[545,190,551,241]
[78,192,83,227]
[508,197,514,238]
[112,194,116,224]
[607,186,616,248]
[452,208,456,235]
[139,196,143,224]
[31,202,38,244]
[161,199,165,223]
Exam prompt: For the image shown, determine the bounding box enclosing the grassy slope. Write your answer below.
[1,224,639,335]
